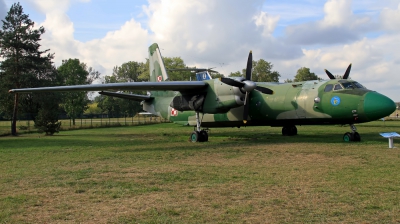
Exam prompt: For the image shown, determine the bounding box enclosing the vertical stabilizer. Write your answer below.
[149,43,169,82]
[196,71,212,81]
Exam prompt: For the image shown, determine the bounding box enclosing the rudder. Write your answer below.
[149,43,169,82]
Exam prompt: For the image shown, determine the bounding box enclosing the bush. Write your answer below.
[34,108,61,135]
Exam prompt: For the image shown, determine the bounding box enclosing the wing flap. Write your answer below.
[99,91,153,101]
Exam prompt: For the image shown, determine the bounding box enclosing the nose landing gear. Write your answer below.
[343,124,361,142]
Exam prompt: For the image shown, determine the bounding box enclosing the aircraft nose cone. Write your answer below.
[363,92,396,121]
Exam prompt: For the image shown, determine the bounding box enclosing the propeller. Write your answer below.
[325,63,352,80]
[220,51,274,123]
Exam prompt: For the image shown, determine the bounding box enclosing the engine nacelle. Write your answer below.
[201,78,245,114]
[170,94,205,111]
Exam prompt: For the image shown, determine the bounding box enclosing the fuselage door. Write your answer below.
[295,90,307,118]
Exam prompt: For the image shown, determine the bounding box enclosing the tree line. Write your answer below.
[0,3,321,136]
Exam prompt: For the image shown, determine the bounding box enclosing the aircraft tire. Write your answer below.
[343,132,354,142]
[282,125,297,136]
[282,127,289,136]
[199,130,208,142]
[190,131,200,142]
[353,132,361,142]
[289,125,297,136]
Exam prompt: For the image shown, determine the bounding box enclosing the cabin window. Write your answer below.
[334,84,343,91]
[324,84,333,92]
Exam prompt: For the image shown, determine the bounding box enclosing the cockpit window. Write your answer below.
[334,84,343,91]
[352,81,365,89]
[341,82,354,89]
[324,84,333,92]
[338,81,366,89]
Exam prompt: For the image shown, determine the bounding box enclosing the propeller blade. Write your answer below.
[220,77,245,88]
[324,69,336,80]
[243,92,250,124]
[343,63,352,79]
[255,86,274,94]
[245,51,252,80]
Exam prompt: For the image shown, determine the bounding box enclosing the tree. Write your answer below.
[163,57,193,81]
[294,67,320,82]
[229,71,243,77]
[137,57,218,81]
[138,59,149,81]
[34,92,61,135]
[210,73,223,79]
[0,3,55,135]
[96,75,121,117]
[230,59,280,82]
[57,58,99,125]
[251,59,280,82]
[97,61,146,117]
[112,61,146,82]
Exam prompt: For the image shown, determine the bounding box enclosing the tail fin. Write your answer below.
[195,71,212,81]
[149,43,169,82]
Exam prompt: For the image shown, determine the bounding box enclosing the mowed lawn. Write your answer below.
[1,121,400,223]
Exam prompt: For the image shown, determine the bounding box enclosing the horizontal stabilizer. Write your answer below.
[99,91,153,101]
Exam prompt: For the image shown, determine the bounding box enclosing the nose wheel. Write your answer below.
[343,124,361,142]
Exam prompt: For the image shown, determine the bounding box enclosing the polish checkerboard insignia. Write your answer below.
[171,108,178,116]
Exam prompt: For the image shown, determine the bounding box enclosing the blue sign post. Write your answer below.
[379,132,400,148]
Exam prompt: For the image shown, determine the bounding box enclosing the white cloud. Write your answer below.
[253,11,280,37]
[322,0,352,26]
[285,0,376,45]
[380,3,400,32]
[276,32,400,101]
[29,0,149,76]
[144,0,302,76]
[78,19,148,72]
[24,0,70,15]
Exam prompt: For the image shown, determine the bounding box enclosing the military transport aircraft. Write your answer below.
[9,43,396,142]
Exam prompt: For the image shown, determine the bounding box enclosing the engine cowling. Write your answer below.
[201,78,246,114]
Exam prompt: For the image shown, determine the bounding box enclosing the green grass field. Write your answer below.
[1,121,400,223]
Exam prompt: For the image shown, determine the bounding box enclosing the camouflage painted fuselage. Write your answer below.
[146,78,395,128]
[142,43,396,128]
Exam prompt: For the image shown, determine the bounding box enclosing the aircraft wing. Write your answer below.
[99,91,152,101]
[9,81,208,93]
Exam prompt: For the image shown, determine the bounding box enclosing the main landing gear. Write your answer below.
[343,124,361,142]
[282,125,297,136]
[189,112,209,142]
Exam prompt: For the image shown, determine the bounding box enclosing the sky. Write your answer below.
[1,0,400,101]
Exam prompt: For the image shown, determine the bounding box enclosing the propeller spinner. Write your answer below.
[325,64,352,80]
[220,51,274,123]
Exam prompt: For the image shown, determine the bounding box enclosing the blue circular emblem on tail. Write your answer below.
[331,96,341,106]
